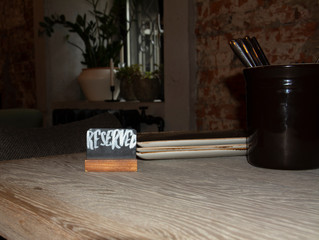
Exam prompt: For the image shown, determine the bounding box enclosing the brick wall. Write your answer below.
[0,0,36,108]
[195,0,319,130]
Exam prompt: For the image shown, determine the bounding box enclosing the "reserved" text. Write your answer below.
[87,129,136,150]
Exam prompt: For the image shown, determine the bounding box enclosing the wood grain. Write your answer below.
[0,153,318,240]
[85,159,137,172]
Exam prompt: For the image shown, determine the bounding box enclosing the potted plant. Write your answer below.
[39,0,127,101]
[115,64,142,101]
[134,66,163,102]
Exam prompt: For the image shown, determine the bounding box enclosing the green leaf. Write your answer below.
[60,15,66,22]
[44,16,53,24]
[76,15,85,26]
[38,0,129,68]
[39,22,48,28]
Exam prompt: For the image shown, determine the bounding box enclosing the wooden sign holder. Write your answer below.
[85,128,137,172]
[85,159,137,172]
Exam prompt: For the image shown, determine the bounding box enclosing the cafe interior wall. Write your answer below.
[0,0,103,107]
[0,0,194,130]
[43,0,89,103]
[2,0,319,132]
[195,0,319,131]
[0,0,36,109]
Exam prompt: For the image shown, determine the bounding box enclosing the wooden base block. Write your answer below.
[85,159,137,172]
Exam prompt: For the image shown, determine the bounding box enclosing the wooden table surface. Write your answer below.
[0,153,318,240]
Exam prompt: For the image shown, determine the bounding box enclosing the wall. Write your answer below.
[44,0,89,103]
[0,0,36,108]
[164,0,197,131]
[6,0,318,131]
[195,0,319,130]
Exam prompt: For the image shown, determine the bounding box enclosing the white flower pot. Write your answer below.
[77,68,120,101]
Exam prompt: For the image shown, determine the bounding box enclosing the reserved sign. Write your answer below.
[85,128,137,172]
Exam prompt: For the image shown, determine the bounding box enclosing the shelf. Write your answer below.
[52,100,164,110]
[51,100,165,131]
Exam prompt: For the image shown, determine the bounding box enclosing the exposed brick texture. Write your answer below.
[195,0,319,130]
[0,0,36,108]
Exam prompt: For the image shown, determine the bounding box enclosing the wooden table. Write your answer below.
[0,153,318,239]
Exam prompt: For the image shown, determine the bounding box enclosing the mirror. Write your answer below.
[125,0,164,72]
